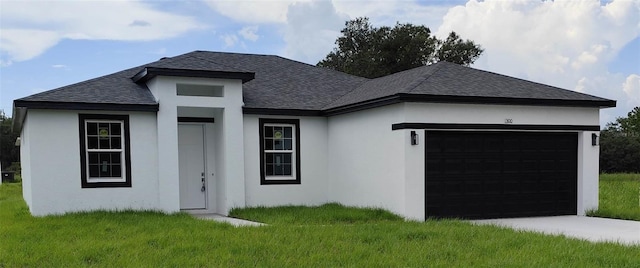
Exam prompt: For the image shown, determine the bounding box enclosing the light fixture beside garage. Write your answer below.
[592,133,598,146]
[411,131,419,145]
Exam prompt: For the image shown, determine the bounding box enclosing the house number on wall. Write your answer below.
[504,118,513,124]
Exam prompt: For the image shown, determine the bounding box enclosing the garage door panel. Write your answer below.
[426,131,578,219]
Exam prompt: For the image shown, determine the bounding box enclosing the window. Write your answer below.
[259,118,301,184]
[79,114,131,188]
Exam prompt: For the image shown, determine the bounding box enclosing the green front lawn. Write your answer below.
[1,183,639,267]
[588,173,640,221]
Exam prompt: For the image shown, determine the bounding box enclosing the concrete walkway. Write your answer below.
[193,214,265,227]
[472,216,640,245]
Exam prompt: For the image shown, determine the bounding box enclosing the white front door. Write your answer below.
[178,124,207,210]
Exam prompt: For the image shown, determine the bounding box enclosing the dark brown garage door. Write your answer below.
[426,131,577,219]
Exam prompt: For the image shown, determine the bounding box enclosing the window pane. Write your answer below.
[89,152,99,164]
[100,160,110,177]
[89,164,99,177]
[111,164,122,177]
[264,126,273,138]
[274,154,283,166]
[98,123,110,132]
[99,138,110,149]
[271,153,292,166]
[266,153,273,164]
[266,163,273,176]
[284,139,292,150]
[283,164,292,175]
[87,123,98,135]
[110,123,121,135]
[274,139,283,150]
[110,152,121,164]
[273,127,283,140]
[284,127,292,138]
[112,137,121,149]
[88,137,98,149]
[264,138,273,150]
[274,164,284,175]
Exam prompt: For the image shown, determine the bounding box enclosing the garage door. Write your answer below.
[426,131,577,219]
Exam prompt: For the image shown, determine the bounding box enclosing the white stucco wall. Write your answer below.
[327,104,408,216]
[243,115,329,206]
[21,109,159,216]
[20,116,32,208]
[327,102,601,220]
[577,131,600,214]
[402,102,599,125]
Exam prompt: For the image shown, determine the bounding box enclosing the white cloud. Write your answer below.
[623,74,640,104]
[221,34,239,47]
[51,64,66,68]
[436,0,640,125]
[332,0,451,30]
[1,29,61,62]
[205,0,311,24]
[0,0,202,64]
[283,0,349,64]
[206,0,456,64]
[239,26,260,42]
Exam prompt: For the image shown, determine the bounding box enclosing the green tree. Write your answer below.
[318,17,483,78]
[610,106,640,136]
[0,112,19,169]
[599,106,640,173]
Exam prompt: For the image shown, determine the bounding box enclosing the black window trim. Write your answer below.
[259,118,301,185]
[79,114,132,188]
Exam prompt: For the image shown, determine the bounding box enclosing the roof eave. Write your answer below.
[322,93,616,116]
[398,93,617,108]
[242,107,323,116]
[13,100,159,112]
[132,67,256,84]
[11,105,27,133]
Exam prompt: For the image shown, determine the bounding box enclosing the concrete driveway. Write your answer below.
[472,216,640,246]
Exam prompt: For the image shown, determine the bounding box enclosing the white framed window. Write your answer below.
[79,114,131,188]
[259,119,300,184]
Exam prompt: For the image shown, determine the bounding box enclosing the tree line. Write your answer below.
[600,106,640,173]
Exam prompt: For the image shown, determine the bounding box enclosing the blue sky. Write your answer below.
[1,0,639,126]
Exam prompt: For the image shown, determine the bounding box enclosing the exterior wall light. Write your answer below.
[592,133,598,146]
[411,131,419,145]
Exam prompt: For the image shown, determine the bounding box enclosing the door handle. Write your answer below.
[201,173,206,192]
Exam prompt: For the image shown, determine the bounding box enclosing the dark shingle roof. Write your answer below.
[16,66,157,106]
[14,51,615,115]
[325,61,614,110]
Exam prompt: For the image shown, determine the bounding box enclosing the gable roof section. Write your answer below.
[323,61,615,114]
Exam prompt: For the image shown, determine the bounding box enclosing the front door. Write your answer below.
[178,124,207,210]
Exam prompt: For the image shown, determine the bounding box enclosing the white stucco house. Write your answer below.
[12,51,615,220]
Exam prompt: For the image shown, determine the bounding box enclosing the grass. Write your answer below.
[1,183,639,267]
[587,173,640,221]
[229,203,403,225]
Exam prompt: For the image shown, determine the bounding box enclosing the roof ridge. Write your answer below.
[186,52,253,73]
[321,63,440,110]
[404,61,446,94]
[321,78,371,110]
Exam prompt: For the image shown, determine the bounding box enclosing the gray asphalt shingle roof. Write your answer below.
[324,61,614,109]
[15,51,615,113]
[15,66,157,106]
